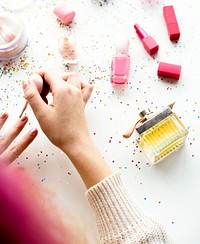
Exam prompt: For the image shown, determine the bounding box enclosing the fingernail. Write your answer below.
[20,116,28,122]
[29,128,38,136]
[22,80,30,89]
[0,112,7,119]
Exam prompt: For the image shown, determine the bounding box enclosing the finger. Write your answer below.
[81,82,93,105]
[0,116,28,154]
[62,75,93,104]
[0,128,38,164]
[61,71,77,81]
[22,79,51,120]
[37,69,65,91]
[0,112,8,130]
[63,72,81,89]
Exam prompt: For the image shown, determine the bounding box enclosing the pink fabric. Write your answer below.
[0,163,73,244]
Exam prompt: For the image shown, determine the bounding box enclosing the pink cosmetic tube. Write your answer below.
[134,24,159,55]
[53,3,75,25]
[163,5,180,41]
[157,62,181,80]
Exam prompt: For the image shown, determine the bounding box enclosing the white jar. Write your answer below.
[0,12,28,60]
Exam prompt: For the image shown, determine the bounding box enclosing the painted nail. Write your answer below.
[29,128,37,136]
[0,112,7,119]
[20,116,27,122]
[22,80,30,89]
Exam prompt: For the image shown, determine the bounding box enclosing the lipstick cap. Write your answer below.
[157,62,181,80]
[163,5,180,41]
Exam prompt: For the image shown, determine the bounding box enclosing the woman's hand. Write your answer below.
[22,70,93,157]
[22,70,111,188]
[0,113,38,164]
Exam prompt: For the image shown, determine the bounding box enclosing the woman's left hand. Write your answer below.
[0,112,38,164]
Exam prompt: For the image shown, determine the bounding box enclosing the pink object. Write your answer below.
[111,38,130,85]
[134,24,159,55]
[157,62,181,80]
[0,162,74,243]
[53,3,75,25]
[0,20,16,43]
[29,74,43,93]
[59,36,77,64]
[163,6,180,41]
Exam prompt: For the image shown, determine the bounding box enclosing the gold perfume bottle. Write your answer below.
[123,102,188,164]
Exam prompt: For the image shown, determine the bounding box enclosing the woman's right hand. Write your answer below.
[22,70,93,157]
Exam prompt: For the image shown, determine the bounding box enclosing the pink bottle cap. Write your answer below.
[157,62,181,80]
[53,3,75,25]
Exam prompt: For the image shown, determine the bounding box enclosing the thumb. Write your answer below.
[22,80,49,119]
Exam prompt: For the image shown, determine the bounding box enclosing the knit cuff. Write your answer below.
[85,172,170,243]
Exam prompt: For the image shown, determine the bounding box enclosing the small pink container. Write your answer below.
[111,38,130,85]
[53,3,75,25]
[111,56,130,84]
[0,12,28,60]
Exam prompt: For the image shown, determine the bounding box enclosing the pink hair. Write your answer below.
[0,162,84,244]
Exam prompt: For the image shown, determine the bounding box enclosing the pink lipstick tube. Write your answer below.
[134,24,159,55]
[163,5,180,41]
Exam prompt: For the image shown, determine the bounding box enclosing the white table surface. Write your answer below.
[0,0,200,243]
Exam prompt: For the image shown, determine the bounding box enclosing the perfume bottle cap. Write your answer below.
[139,108,152,118]
[123,102,176,139]
[115,37,130,55]
[136,107,173,134]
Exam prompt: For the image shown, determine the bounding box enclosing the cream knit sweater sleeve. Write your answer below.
[85,172,172,244]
